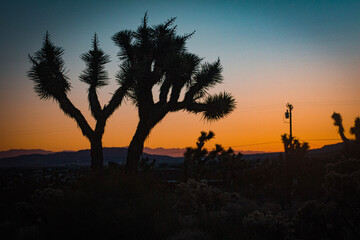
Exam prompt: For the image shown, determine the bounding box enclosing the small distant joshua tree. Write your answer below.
[281,134,309,161]
[184,131,215,179]
[112,14,236,173]
[331,112,360,158]
[184,131,242,180]
[28,33,130,169]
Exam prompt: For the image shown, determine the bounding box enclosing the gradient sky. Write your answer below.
[1,0,359,152]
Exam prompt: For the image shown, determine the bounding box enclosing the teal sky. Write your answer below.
[1,0,359,81]
[1,0,359,151]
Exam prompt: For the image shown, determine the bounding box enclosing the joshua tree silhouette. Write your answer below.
[28,33,130,169]
[184,131,243,181]
[281,134,309,161]
[112,14,236,173]
[184,131,215,179]
[331,112,360,158]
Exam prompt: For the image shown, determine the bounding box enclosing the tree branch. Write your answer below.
[171,92,235,120]
[57,94,93,139]
[159,77,171,104]
[88,85,103,120]
[94,118,106,137]
[103,86,128,119]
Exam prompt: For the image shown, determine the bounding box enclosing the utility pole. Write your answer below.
[285,103,294,139]
[284,103,294,207]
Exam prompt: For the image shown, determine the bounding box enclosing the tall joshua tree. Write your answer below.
[28,33,130,169]
[112,15,236,173]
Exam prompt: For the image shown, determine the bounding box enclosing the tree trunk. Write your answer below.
[90,136,103,170]
[126,122,150,174]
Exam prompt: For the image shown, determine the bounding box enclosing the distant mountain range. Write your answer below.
[0,147,268,160]
[0,149,54,159]
[240,142,344,161]
[0,143,344,168]
[0,148,183,168]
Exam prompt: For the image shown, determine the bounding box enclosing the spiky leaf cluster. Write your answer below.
[190,59,223,98]
[28,32,70,100]
[201,92,236,121]
[79,34,110,88]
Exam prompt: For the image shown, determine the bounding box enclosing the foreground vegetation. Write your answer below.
[1,151,359,239]
[1,113,359,239]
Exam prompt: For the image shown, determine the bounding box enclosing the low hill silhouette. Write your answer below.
[0,148,183,168]
[0,143,344,168]
[0,149,53,159]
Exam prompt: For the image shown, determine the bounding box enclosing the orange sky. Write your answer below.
[1,55,359,153]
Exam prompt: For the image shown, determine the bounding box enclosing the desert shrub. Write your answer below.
[292,200,339,240]
[260,202,282,213]
[221,198,259,225]
[168,229,209,240]
[242,210,289,240]
[31,188,64,204]
[174,179,239,215]
[15,225,43,240]
[14,201,37,226]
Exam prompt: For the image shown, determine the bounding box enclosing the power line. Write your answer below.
[149,138,344,154]
[226,141,281,148]
[303,138,341,141]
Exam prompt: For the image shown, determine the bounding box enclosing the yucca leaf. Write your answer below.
[28,32,70,100]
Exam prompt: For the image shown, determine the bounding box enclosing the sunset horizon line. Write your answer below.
[1,140,343,154]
